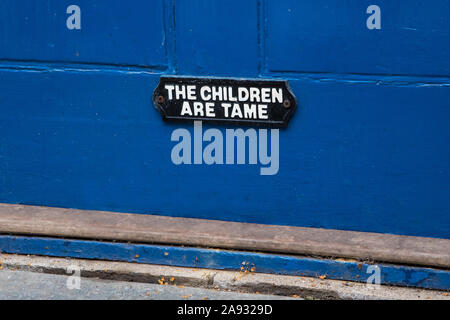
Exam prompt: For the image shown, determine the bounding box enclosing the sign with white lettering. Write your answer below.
[153,76,298,128]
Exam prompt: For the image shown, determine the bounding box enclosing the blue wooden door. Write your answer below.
[0,0,449,239]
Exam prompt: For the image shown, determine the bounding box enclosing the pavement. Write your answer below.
[0,254,448,300]
[0,269,292,300]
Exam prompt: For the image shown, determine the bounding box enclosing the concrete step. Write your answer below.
[1,254,448,300]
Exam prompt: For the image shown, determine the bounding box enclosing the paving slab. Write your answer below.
[0,269,293,300]
[0,254,448,300]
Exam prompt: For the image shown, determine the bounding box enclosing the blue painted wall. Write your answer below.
[0,1,449,239]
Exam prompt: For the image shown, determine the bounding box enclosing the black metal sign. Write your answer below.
[153,76,297,128]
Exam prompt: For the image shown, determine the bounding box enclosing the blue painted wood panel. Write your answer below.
[265,0,450,76]
[0,0,167,68]
[0,1,449,241]
[0,67,449,239]
[175,0,259,76]
[1,235,449,290]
